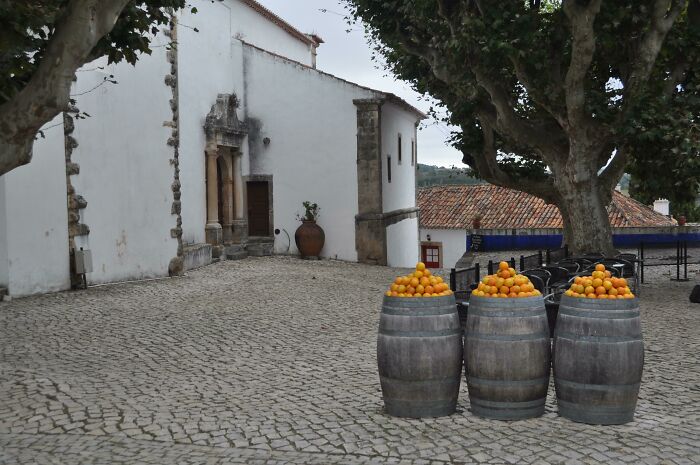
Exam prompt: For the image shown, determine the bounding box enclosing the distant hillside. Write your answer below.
[417,163,484,188]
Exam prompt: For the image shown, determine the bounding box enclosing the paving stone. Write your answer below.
[0,257,697,464]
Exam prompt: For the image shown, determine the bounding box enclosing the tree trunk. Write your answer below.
[555,175,616,256]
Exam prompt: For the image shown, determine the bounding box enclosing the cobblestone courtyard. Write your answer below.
[1,257,699,464]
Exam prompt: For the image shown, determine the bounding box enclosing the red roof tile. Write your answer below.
[418,184,676,230]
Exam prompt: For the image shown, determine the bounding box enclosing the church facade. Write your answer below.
[0,0,423,297]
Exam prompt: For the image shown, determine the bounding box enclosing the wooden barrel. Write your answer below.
[465,296,551,420]
[553,295,644,425]
[377,294,462,418]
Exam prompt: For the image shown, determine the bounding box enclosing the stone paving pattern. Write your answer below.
[1,256,699,464]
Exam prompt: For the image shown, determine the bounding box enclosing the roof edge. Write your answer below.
[240,0,322,47]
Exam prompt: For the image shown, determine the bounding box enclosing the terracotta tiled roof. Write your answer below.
[418,184,676,230]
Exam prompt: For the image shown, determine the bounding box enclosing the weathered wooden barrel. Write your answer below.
[553,295,644,425]
[465,296,551,420]
[377,294,462,418]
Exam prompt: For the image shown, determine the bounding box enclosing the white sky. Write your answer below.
[255,0,464,168]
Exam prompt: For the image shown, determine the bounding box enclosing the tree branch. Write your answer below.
[467,111,558,204]
[0,0,131,176]
[562,0,603,135]
[598,146,629,195]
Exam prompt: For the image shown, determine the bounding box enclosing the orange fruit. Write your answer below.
[416,262,426,271]
[424,269,432,277]
[487,277,497,286]
[420,276,430,286]
[414,292,422,297]
[604,270,612,278]
[595,264,605,272]
[385,291,392,296]
[391,291,398,296]
[508,268,516,277]
[414,271,424,279]
[511,285,521,294]
[425,285,434,294]
[592,278,603,288]
[436,276,444,284]
[595,286,606,295]
[397,285,406,293]
[609,287,618,296]
[398,293,405,297]
[499,261,509,270]
[410,277,419,287]
[508,292,517,298]
[499,285,509,294]
[565,290,574,297]
[603,280,613,290]
[406,286,415,295]
[598,294,608,299]
[586,293,596,298]
[416,284,425,294]
[584,286,594,295]
[394,277,402,285]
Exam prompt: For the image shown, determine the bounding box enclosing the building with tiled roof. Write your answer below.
[418,184,676,230]
[417,184,679,269]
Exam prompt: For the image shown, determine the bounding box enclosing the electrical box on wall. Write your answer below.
[74,249,93,274]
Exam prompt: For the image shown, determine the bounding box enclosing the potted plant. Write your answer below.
[295,201,325,259]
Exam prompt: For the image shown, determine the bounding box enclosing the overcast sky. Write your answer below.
[255,0,463,168]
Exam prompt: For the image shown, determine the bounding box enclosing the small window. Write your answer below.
[387,155,392,183]
[397,134,402,164]
[411,140,415,166]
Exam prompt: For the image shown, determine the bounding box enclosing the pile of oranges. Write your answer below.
[471,261,542,298]
[385,262,453,297]
[566,264,634,299]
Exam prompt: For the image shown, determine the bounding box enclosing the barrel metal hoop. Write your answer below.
[469,397,546,409]
[466,332,549,341]
[468,376,549,387]
[382,305,457,316]
[555,332,643,343]
[556,379,641,392]
[468,309,546,318]
[559,308,640,319]
[557,399,637,413]
[380,375,461,386]
[379,328,463,338]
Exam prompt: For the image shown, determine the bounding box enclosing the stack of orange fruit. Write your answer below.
[385,262,453,297]
[471,261,542,298]
[565,264,634,299]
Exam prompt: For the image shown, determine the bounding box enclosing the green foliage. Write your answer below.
[297,201,320,222]
[344,0,700,193]
[0,0,189,106]
[416,163,483,187]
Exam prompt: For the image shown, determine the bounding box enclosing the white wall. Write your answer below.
[420,228,467,270]
[242,44,377,261]
[381,102,418,213]
[387,217,419,267]
[0,115,71,296]
[228,0,313,66]
[178,2,244,244]
[69,37,177,284]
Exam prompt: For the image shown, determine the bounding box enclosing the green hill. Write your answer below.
[417,163,484,187]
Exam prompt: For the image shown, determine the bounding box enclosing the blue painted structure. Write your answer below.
[466,231,700,251]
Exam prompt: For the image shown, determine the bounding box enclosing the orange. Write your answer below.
[416,262,426,271]
[511,285,521,294]
[583,279,593,288]
[586,293,596,298]
[391,284,399,292]
[609,287,618,296]
[414,271,424,279]
[598,294,608,299]
[487,277,497,286]
[565,290,574,297]
[499,261,509,270]
[385,291,392,296]
[604,270,612,278]
[518,292,527,297]
[422,293,431,297]
[429,277,438,286]
[425,285,435,294]
[499,285,509,294]
[592,278,603,288]
[394,277,402,285]
[391,291,398,296]
[603,280,613,290]
[398,293,405,297]
[584,286,594,295]
[618,278,628,287]
[595,264,605,272]
[617,287,626,295]
[495,277,505,287]
[420,276,430,287]
[424,269,432,277]
[406,286,415,295]
[508,268,516,277]
[508,292,517,298]
[410,277,419,287]
[574,277,583,285]
[414,292,422,297]
[504,278,515,287]
[436,276,444,284]
[416,284,425,294]
[397,285,406,293]
[595,286,606,295]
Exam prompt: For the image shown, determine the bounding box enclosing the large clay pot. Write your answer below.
[295,220,325,258]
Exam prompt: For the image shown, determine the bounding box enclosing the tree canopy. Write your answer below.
[345,0,700,253]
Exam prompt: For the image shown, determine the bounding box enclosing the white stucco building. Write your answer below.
[0,0,423,297]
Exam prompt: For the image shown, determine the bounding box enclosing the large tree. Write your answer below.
[346,0,700,254]
[0,0,187,177]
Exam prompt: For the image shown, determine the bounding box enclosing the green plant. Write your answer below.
[297,201,320,222]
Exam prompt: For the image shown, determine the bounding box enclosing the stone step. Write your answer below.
[247,241,273,257]
[224,244,248,260]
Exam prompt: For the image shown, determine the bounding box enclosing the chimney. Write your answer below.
[653,199,670,216]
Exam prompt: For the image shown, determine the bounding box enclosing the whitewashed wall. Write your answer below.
[0,115,71,296]
[420,228,467,269]
[70,39,176,284]
[227,0,313,66]
[387,217,419,267]
[381,102,417,213]
[242,43,377,261]
[177,3,246,244]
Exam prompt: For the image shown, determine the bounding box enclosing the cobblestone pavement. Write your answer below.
[1,256,699,464]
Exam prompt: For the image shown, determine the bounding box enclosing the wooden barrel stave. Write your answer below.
[465,296,551,420]
[553,296,644,425]
[377,295,462,418]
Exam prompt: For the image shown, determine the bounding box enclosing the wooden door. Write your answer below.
[421,244,440,269]
[247,181,269,236]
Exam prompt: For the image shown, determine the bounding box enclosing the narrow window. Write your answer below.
[411,140,415,166]
[397,134,402,164]
[387,155,392,183]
